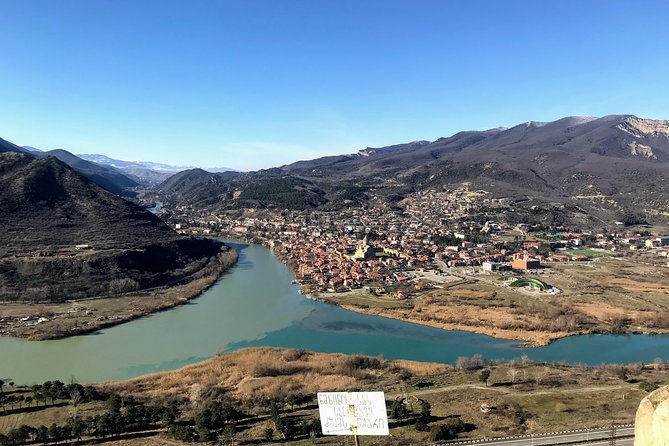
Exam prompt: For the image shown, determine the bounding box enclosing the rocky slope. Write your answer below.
[0,152,230,302]
[635,385,669,446]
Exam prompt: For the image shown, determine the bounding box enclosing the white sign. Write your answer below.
[317,391,389,436]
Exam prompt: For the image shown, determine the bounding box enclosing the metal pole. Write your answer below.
[349,404,359,446]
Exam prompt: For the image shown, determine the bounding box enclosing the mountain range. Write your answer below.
[4,114,668,228]
[0,137,236,195]
[0,139,140,197]
[154,115,669,226]
[78,154,236,185]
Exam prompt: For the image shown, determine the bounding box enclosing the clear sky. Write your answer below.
[1,0,668,171]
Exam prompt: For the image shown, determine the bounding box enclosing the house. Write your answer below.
[512,256,541,270]
[482,261,500,272]
[646,237,669,249]
[550,255,570,262]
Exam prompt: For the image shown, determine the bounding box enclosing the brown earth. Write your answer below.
[311,256,669,346]
[312,287,577,346]
[99,347,667,441]
[0,250,237,340]
[339,302,573,346]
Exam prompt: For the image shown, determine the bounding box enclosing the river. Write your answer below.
[1,241,668,385]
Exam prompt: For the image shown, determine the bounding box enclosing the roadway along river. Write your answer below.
[1,241,669,384]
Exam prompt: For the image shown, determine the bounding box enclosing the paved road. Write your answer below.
[440,425,634,446]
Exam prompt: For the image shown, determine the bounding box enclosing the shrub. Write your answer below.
[640,313,669,329]
[479,369,491,384]
[252,365,304,377]
[344,355,383,370]
[390,400,409,421]
[337,355,384,377]
[415,420,430,432]
[428,417,465,441]
[282,349,311,361]
[455,354,486,370]
[108,278,140,295]
[639,382,659,393]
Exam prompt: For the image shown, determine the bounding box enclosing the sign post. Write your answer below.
[317,391,389,444]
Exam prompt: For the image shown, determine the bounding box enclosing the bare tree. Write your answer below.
[70,389,82,417]
[653,357,663,370]
[508,368,520,384]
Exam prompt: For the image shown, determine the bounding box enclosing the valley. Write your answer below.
[2,115,669,444]
[157,181,669,347]
[0,151,238,339]
[5,4,669,443]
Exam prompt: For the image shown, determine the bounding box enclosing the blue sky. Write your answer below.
[1,0,668,171]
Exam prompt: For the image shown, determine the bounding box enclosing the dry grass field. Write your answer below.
[3,348,667,444]
[94,348,667,443]
[99,347,450,402]
[0,401,105,433]
[315,255,669,346]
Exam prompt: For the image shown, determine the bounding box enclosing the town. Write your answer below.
[157,185,669,299]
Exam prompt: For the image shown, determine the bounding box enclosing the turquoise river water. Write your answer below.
[1,241,668,384]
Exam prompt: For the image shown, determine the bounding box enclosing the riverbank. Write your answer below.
[0,248,238,340]
[221,235,669,347]
[98,347,655,439]
[225,235,576,346]
[3,347,661,443]
[308,290,576,347]
[216,233,591,347]
[305,252,669,347]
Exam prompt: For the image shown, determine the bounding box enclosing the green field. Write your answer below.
[565,248,613,258]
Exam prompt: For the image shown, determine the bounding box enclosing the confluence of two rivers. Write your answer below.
[1,241,668,384]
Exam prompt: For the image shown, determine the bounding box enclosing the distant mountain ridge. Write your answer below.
[156,114,669,225]
[0,139,140,197]
[0,137,25,154]
[78,153,236,185]
[20,146,43,153]
[79,154,195,172]
[38,149,140,197]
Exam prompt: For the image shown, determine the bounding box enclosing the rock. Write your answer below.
[635,385,669,446]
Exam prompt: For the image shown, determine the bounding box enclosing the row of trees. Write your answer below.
[167,396,322,444]
[0,394,164,446]
[1,375,480,444]
[167,400,243,443]
[0,380,100,414]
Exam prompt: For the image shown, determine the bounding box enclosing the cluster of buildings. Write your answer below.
[158,188,669,294]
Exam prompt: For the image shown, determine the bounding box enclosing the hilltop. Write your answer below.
[0,138,140,197]
[38,149,140,197]
[0,151,234,305]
